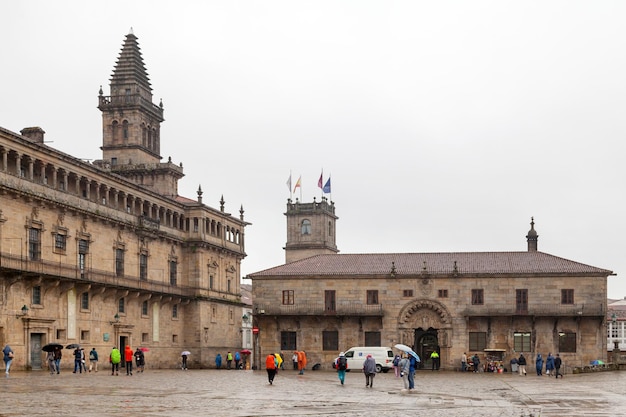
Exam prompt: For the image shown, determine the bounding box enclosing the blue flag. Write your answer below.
[322,178,331,193]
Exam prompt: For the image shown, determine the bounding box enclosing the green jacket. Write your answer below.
[110,348,121,364]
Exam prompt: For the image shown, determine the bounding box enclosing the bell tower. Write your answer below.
[284,197,339,263]
[97,30,183,198]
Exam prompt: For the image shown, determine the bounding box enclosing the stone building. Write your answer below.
[250,201,613,372]
[0,32,249,370]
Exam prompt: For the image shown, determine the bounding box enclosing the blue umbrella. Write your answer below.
[394,343,420,362]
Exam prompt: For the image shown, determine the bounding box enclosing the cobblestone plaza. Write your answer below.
[2,368,625,416]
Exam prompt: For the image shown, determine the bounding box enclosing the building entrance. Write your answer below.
[414,327,439,370]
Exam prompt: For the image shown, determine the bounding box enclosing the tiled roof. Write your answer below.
[248,252,612,277]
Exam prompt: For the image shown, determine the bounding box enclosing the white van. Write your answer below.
[340,346,394,373]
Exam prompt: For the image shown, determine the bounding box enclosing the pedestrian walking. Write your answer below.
[545,353,555,376]
[392,354,401,377]
[110,347,121,375]
[80,348,88,373]
[518,353,527,375]
[73,347,83,374]
[297,350,307,375]
[89,348,99,372]
[408,354,417,390]
[226,351,233,369]
[363,354,377,388]
[3,344,14,377]
[554,353,563,378]
[124,345,133,375]
[134,348,145,373]
[430,350,440,371]
[472,354,481,373]
[46,350,56,375]
[399,355,410,391]
[181,352,188,370]
[215,353,222,369]
[54,347,62,374]
[292,352,298,370]
[335,352,348,385]
[265,353,277,385]
[535,353,543,376]
[461,352,467,372]
[509,356,519,374]
[234,351,241,369]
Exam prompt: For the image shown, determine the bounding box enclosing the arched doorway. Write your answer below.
[415,328,438,370]
[397,299,451,370]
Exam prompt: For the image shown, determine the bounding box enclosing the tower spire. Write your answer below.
[526,217,538,252]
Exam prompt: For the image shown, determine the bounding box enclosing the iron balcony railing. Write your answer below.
[255,302,384,317]
[462,303,604,317]
[0,251,193,298]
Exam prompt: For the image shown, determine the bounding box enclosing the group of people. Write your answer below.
[217,351,248,370]
[511,352,563,378]
[460,352,481,372]
[264,351,308,384]
[109,346,145,376]
[333,351,419,390]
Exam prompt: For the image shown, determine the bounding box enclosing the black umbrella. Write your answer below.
[65,344,80,349]
[42,343,63,352]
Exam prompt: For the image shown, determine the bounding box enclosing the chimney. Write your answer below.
[20,127,46,144]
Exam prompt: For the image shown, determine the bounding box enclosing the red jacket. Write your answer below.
[124,346,133,362]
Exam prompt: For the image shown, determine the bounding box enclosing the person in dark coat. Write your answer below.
[545,353,555,376]
[518,353,527,375]
[363,354,377,388]
[535,353,543,376]
[554,354,563,378]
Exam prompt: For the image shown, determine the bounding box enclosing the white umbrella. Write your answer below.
[181,351,191,356]
[394,343,420,362]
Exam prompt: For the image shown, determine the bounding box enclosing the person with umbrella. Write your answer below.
[134,347,145,373]
[73,347,83,374]
[181,351,190,370]
[46,349,56,375]
[54,346,62,374]
[398,354,410,391]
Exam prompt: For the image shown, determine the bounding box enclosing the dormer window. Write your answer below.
[301,219,311,235]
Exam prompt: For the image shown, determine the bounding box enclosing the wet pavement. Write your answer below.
[2,367,625,416]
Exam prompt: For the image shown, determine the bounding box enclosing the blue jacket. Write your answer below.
[409,356,417,371]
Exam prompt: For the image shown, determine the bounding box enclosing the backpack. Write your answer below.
[265,355,276,370]
[393,356,400,366]
[337,356,347,371]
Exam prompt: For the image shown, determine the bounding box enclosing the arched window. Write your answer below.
[301,219,311,235]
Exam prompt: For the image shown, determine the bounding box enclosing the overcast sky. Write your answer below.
[2,1,625,298]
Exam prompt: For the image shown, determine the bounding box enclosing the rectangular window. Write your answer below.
[281,331,297,351]
[142,333,149,343]
[29,228,41,261]
[32,286,42,305]
[169,261,177,286]
[561,289,574,305]
[322,330,339,351]
[516,289,528,314]
[471,289,484,305]
[364,331,381,347]
[438,289,449,298]
[81,292,89,310]
[78,239,89,279]
[367,290,379,305]
[142,300,148,316]
[115,248,124,277]
[403,289,413,297]
[118,297,125,314]
[139,253,148,281]
[282,290,294,305]
[514,332,531,352]
[469,332,486,351]
[209,274,214,290]
[325,290,336,313]
[172,304,178,319]
[559,332,576,352]
[55,233,66,251]
[80,330,90,341]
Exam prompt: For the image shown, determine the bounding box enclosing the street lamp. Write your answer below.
[16,304,29,318]
[109,313,120,325]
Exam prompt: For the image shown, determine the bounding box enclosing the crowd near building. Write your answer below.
[0,32,248,370]
[250,201,614,372]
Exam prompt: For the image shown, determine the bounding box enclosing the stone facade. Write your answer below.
[250,203,612,372]
[0,32,248,371]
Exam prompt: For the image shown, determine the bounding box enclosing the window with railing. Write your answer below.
[561,289,574,305]
[282,290,294,305]
[471,289,484,305]
[367,290,379,305]
[28,227,41,261]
